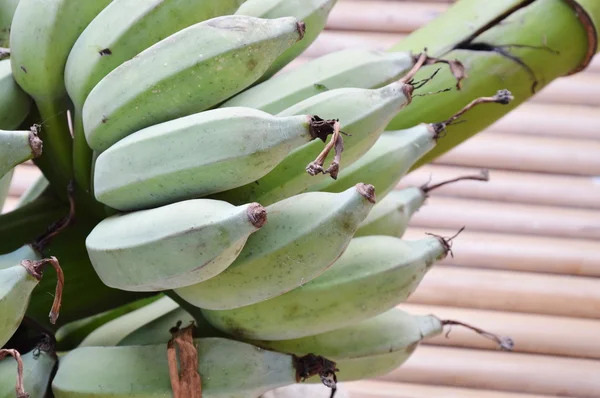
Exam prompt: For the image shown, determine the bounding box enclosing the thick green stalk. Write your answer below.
[386,0,599,170]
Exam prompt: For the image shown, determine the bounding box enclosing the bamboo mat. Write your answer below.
[4,1,600,397]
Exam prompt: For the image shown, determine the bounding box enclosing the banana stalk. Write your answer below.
[386,0,600,170]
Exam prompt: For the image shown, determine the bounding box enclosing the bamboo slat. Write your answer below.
[345,380,555,398]
[302,31,402,58]
[327,1,448,33]
[436,132,600,176]
[378,346,600,397]
[406,266,600,319]
[399,303,600,359]
[402,227,600,276]
[408,196,600,240]
[399,164,600,209]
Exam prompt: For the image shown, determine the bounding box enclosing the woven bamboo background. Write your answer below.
[4,1,600,397]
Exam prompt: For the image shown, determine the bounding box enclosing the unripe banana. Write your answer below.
[79,296,179,347]
[221,48,414,114]
[93,107,338,211]
[0,59,31,130]
[65,0,247,190]
[0,345,57,398]
[0,244,40,270]
[0,171,11,209]
[83,15,305,152]
[214,81,414,206]
[235,0,337,81]
[15,174,48,208]
[175,183,376,310]
[0,126,42,179]
[202,234,450,340]
[354,187,425,239]
[52,337,329,398]
[252,308,441,382]
[9,0,113,182]
[85,199,268,291]
[0,0,19,47]
[0,257,63,347]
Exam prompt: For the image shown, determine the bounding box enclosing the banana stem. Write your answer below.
[34,97,74,198]
[32,181,76,252]
[441,319,515,351]
[21,256,64,324]
[421,170,489,193]
[167,323,202,398]
[0,349,28,398]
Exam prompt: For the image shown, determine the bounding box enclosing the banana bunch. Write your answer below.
[0,0,519,396]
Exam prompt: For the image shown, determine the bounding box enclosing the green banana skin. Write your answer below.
[86,199,268,291]
[214,81,414,206]
[175,183,376,310]
[53,338,305,398]
[355,187,426,239]
[0,170,11,210]
[0,0,19,47]
[0,265,39,347]
[202,235,448,341]
[0,59,31,130]
[307,125,437,199]
[83,15,305,152]
[236,0,338,81]
[93,108,328,211]
[65,0,246,190]
[14,174,49,208]
[0,244,40,270]
[221,48,414,114]
[79,296,179,347]
[55,295,162,350]
[0,347,57,397]
[0,127,42,179]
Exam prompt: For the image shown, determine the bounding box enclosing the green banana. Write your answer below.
[0,345,57,398]
[220,48,414,114]
[0,244,40,270]
[235,0,337,81]
[82,15,305,152]
[0,126,42,179]
[85,199,268,291]
[15,174,49,208]
[251,308,441,382]
[175,183,376,310]
[55,295,162,350]
[212,53,462,206]
[0,170,11,210]
[52,337,331,397]
[202,234,450,341]
[306,91,512,198]
[354,172,489,238]
[0,257,63,347]
[65,0,247,190]
[0,59,31,130]
[93,107,338,211]
[9,0,114,186]
[79,296,179,347]
[0,0,19,47]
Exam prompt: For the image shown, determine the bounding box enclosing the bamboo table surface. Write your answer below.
[3,0,600,397]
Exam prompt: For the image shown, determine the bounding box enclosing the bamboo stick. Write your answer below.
[406,266,600,319]
[434,132,600,176]
[408,196,600,240]
[345,380,555,398]
[403,227,600,276]
[399,303,600,359]
[378,346,600,397]
[327,1,448,33]
[399,164,600,209]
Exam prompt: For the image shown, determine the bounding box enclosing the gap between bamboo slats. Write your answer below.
[402,227,600,276]
[406,266,600,319]
[436,130,600,175]
[398,303,600,359]
[408,196,600,240]
[377,345,600,397]
[399,164,600,210]
[345,380,556,398]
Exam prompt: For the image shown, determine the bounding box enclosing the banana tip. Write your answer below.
[356,183,376,204]
[247,203,267,228]
[296,21,306,41]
